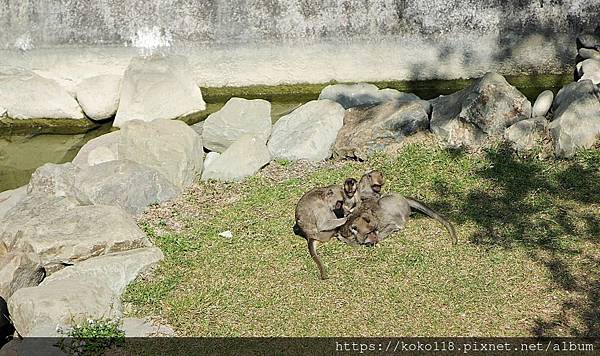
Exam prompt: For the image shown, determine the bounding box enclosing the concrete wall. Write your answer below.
[0,0,599,86]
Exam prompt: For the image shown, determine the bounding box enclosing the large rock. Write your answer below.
[75,75,122,121]
[319,83,420,109]
[0,71,84,120]
[202,98,272,153]
[8,248,163,336]
[430,72,532,148]
[548,80,600,158]
[26,163,87,203]
[0,186,26,221]
[334,99,429,160]
[579,48,600,61]
[0,245,45,299]
[504,117,548,153]
[576,32,600,50]
[202,135,271,182]
[531,90,554,118]
[74,160,179,216]
[267,100,345,161]
[118,119,204,190]
[114,55,206,127]
[0,196,151,272]
[578,58,600,85]
[72,131,120,167]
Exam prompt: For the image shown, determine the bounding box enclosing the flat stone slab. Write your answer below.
[0,196,151,272]
[8,247,163,336]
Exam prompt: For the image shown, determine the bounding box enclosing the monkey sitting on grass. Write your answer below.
[294,170,457,279]
[293,170,386,279]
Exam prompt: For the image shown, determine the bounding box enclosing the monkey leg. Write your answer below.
[308,238,328,280]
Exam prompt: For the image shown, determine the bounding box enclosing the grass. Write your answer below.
[124,138,600,337]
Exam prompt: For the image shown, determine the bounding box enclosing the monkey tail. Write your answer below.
[308,239,328,280]
[405,198,458,245]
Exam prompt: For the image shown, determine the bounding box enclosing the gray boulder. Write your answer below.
[578,58,600,85]
[75,160,179,216]
[0,196,151,273]
[202,98,272,153]
[531,90,554,118]
[114,55,206,127]
[203,151,220,170]
[267,100,345,161]
[202,135,271,182]
[118,119,204,190]
[548,80,600,158]
[319,83,420,109]
[579,48,600,61]
[504,117,549,153]
[72,131,120,167]
[430,72,532,148]
[0,71,84,120]
[0,186,26,221]
[26,163,87,203]
[0,245,45,299]
[75,75,122,121]
[8,247,163,336]
[576,32,600,50]
[334,99,429,160]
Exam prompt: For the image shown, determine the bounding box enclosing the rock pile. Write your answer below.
[0,119,203,343]
[0,55,207,134]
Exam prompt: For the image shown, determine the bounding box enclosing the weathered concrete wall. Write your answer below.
[0,0,599,86]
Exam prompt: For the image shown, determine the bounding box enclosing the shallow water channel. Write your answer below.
[0,75,571,193]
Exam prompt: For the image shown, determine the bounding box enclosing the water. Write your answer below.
[0,102,303,192]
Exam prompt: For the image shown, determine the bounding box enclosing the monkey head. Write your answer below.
[367,170,384,194]
[349,210,379,245]
[343,178,358,198]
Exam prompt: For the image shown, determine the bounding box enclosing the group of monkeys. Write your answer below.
[293,170,458,279]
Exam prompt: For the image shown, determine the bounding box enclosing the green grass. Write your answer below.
[124,140,600,337]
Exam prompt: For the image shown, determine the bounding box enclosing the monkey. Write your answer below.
[293,185,348,279]
[340,178,358,216]
[338,207,379,246]
[356,170,385,203]
[341,194,457,246]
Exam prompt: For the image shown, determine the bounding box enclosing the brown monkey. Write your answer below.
[357,170,385,202]
[341,178,358,216]
[343,194,457,246]
[293,185,348,279]
[338,208,378,245]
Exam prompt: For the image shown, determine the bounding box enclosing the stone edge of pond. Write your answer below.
[200,73,573,102]
[0,117,100,136]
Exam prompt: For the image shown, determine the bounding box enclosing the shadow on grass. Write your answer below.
[432,145,600,337]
